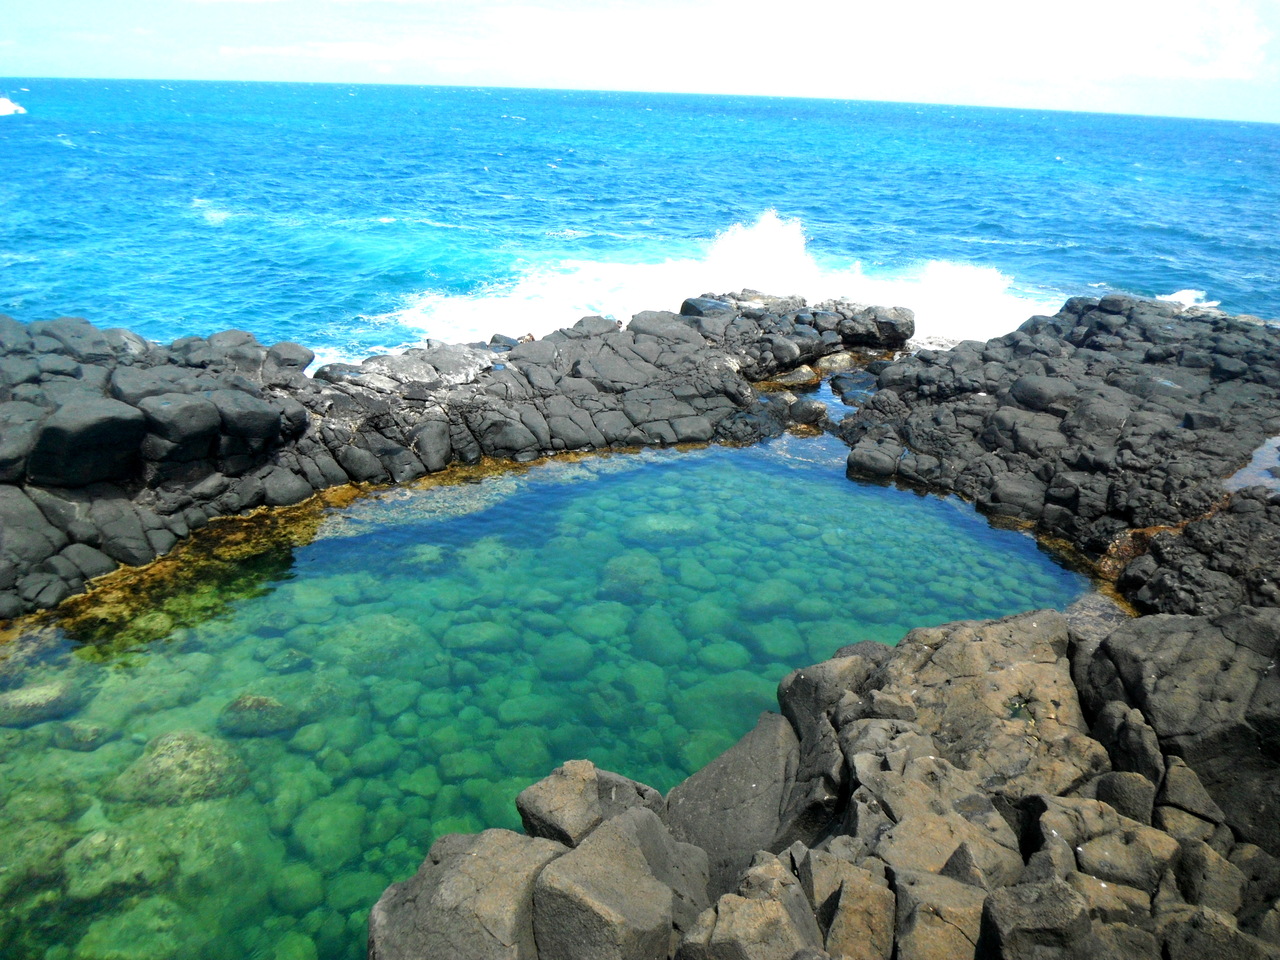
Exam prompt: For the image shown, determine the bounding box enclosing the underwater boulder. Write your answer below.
[107,729,249,805]
[292,795,367,873]
[0,678,86,727]
[217,693,302,737]
[63,827,175,900]
[0,820,79,906]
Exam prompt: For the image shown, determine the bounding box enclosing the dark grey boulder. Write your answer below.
[137,393,221,446]
[59,543,118,581]
[28,317,115,364]
[629,311,703,345]
[266,341,315,372]
[0,487,69,567]
[1093,772,1157,826]
[260,466,313,507]
[0,314,34,352]
[1158,905,1280,960]
[890,870,986,960]
[410,420,453,473]
[335,442,388,483]
[1174,838,1246,914]
[89,498,156,567]
[735,852,825,950]
[1157,757,1225,823]
[205,389,281,439]
[1085,608,1280,854]
[110,366,192,406]
[368,829,566,960]
[978,880,1098,960]
[27,398,146,487]
[680,297,734,317]
[1088,702,1165,786]
[533,807,709,960]
[835,305,916,348]
[666,712,800,898]
[0,355,41,392]
[846,438,903,480]
[516,759,665,848]
[1009,375,1079,414]
[0,402,46,483]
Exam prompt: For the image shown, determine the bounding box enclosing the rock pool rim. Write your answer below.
[0,445,647,651]
[1,422,1106,660]
[0,295,918,621]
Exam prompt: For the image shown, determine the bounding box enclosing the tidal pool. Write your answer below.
[0,434,1089,960]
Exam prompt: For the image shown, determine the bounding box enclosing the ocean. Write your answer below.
[2,79,1278,366]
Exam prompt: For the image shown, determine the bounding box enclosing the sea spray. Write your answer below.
[371,211,1068,356]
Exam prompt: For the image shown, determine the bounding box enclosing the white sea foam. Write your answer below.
[1157,288,1221,308]
[367,211,1070,355]
[191,197,233,226]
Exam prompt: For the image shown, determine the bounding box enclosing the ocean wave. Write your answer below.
[1157,288,1222,308]
[369,211,1070,354]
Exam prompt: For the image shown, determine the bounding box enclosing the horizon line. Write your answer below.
[3,74,1277,128]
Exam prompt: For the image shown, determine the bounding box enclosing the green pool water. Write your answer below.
[0,434,1088,960]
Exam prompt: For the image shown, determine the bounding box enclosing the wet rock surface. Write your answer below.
[839,295,1280,616]
[0,294,912,620]
[368,297,1280,960]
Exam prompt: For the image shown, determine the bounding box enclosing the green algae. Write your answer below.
[0,435,1090,960]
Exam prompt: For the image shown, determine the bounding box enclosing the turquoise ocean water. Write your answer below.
[2,80,1278,362]
[0,80,1271,959]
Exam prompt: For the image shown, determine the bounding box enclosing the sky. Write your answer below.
[3,0,1280,123]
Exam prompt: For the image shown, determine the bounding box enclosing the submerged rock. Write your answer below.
[107,729,249,805]
[63,826,176,900]
[217,693,302,737]
[71,896,191,960]
[0,678,85,727]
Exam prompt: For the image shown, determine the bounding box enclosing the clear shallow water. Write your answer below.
[2,80,1278,360]
[0,436,1087,960]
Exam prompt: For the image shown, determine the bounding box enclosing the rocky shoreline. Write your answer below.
[0,294,911,621]
[3,293,1280,960]
[364,296,1280,960]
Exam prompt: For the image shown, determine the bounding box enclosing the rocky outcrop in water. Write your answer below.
[838,294,1280,615]
[0,294,912,620]
[368,296,1280,960]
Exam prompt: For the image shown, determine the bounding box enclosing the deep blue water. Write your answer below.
[2,79,1278,361]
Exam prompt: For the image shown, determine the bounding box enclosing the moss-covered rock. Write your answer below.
[270,861,326,915]
[292,796,366,873]
[532,632,596,680]
[107,730,249,805]
[218,694,302,737]
[0,678,86,727]
[63,827,175,900]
